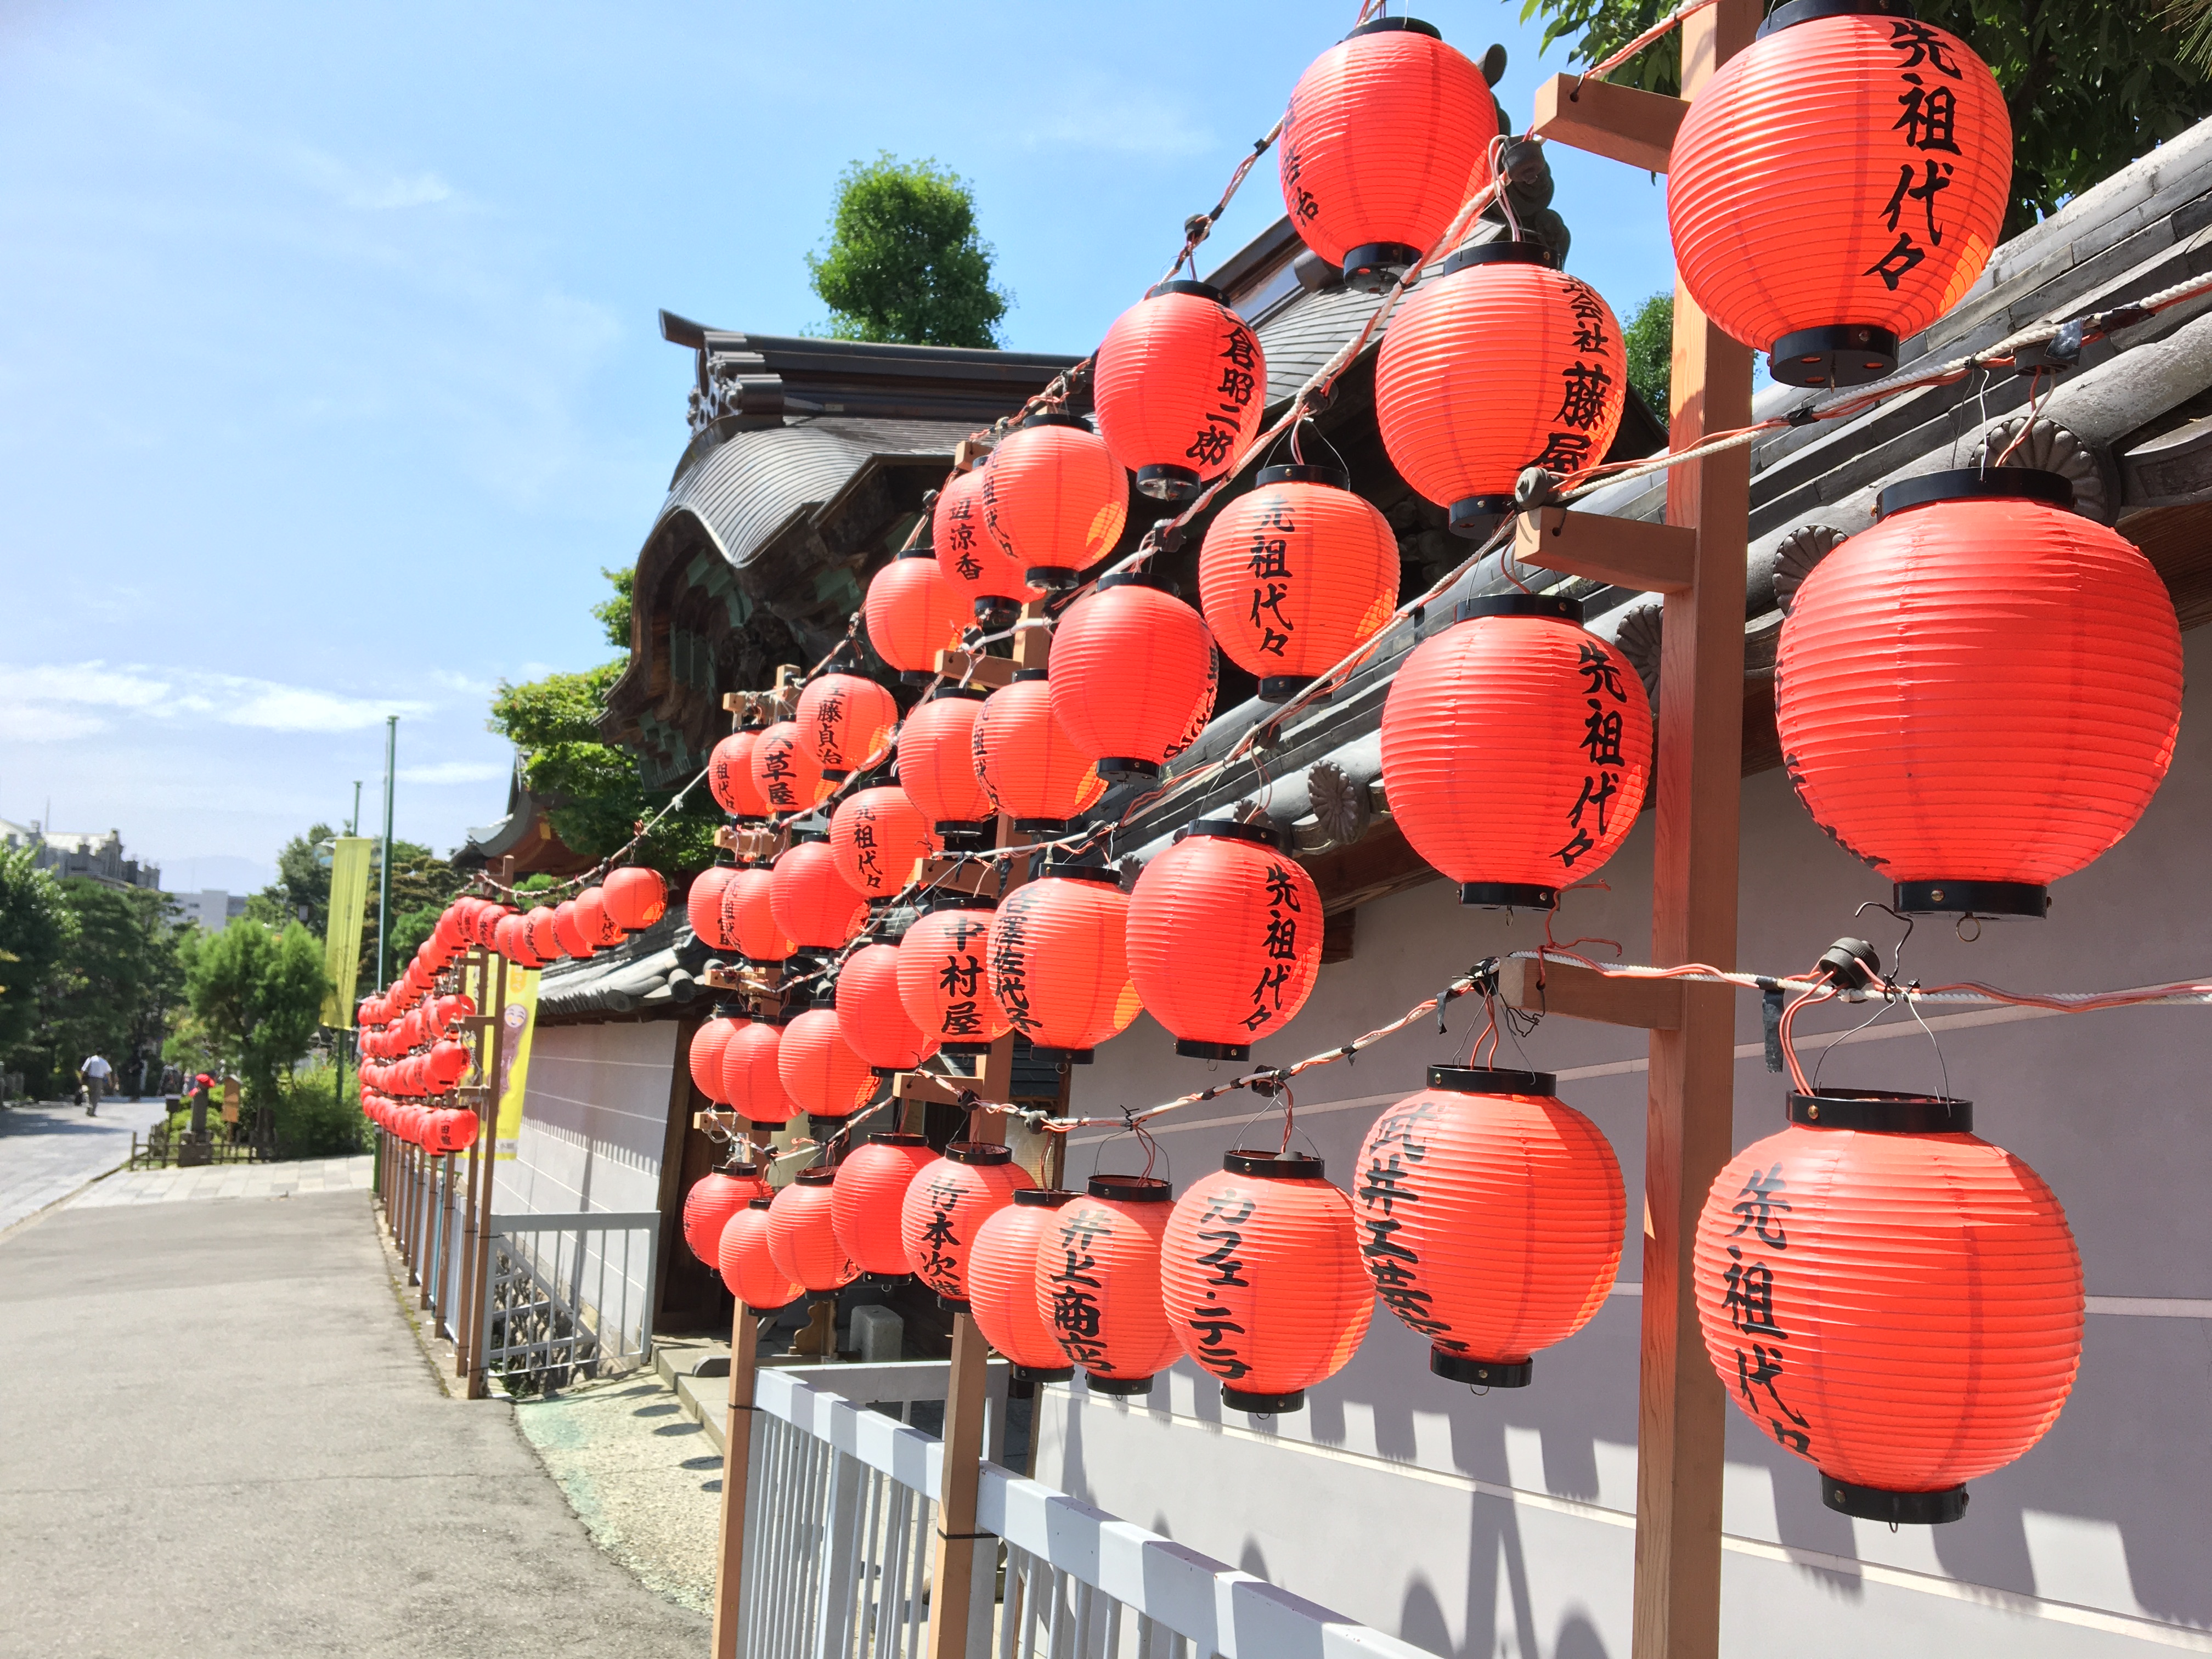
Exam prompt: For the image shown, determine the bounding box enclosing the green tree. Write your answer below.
[245,824,337,938]
[366,840,467,990]
[808,154,1009,347]
[182,921,330,1109]
[31,882,187,1093]
[1517,0,2212,236]
[592,565,635,651]
[1622,290,1672,419]
[0,846,75,1080]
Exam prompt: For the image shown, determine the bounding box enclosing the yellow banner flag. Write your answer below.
[321,837,374,1028]
[492,965,540,1160]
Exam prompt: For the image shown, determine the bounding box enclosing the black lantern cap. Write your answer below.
[1012,1187,1078,1208]
[1223,1386,1306,1414]
[1874,466,2074,520]
[1431,1350,1534,1389]
[866,1131,929,1147]
[1223,1149,1325,1180]
[1176,819,1289,853]
[1760,0,1916,38]
[1822,1475,1968,1526]
[794,1166,836,1187]
[944,1141,1014,1166]
[1256,462,1351,490]
[1144,278,1227,304]
[1347,14,1441,38]
[1787,1089,1973,1134]
[1019,411,1092,431]
[1096,569,1180,596]
[1892,878,2050,919]
[929,685,991,703]
[1086,1172,1172,1202]
[1038,863,1121,887]
[1441,241,1556,276]
[1455,592,1584,625]
[1428,1065,1559,1096]
[1086,1372,1157,1396]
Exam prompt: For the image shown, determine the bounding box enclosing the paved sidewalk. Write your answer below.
[0,1094,172,1232]
[0,1183,708,1657]
[70,1152,373,1207]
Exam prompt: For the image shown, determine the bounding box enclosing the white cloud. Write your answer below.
[349,171,454,212]
[0,662,171,709]
[0,661,430,736]
[1020,83,1217,160]
[397,760,510,786]
[0,705,108,743]
[223,683,427,732]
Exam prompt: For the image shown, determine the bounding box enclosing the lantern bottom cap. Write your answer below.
[935,1294,971,1314]
[1013,1363,1075,1384]
[899,669,935,685]
[1459,881,1559,911]
[1341,242,1423,285]
[1448,495,1516,539]
[1431,1350,1534,1389]
[1821,1476,1968,1526]
[1135,464,1200,501]
[934,819,996,849]
[1175,1039,1251,1062]
[1767,324,1900,388]
[1222,1386,1305,1415]
[939,1041,998,1056]
[1893,879,2049,919]
[1013,816,1079,834]
[975,597,1023,626]
[1025,1046,1093,1065]
[1257,675,1328,704]
[1085,1372,1157,1397]
[1096,757,1163,785]
[1024,566,1085,591]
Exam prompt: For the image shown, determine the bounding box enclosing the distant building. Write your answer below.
[0,820,161,890]
[171,890,247,933]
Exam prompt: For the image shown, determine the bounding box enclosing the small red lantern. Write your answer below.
[934,463,1040,617]
[899,1142,1034,1303]
[1094,281,1266,503]
[682,1163,770,1263]
[574,889,622,949]
[689,1008,746,1105]
[1694,1087,2082,1524]
[1198,464,1398,699]
[724,867,795,964]
[1774,469,2182,917]
[719,1198,805,1311]
[866,550,971,682]
[602,867,667,932]
[1669,4,2010,386]
[1125,822,1322,1061]
[720,1018,796,1126]
[427,1040,472,1089]
[968,1190,1079,1387]
[899,897,1009,1056]
[986,867,1139,1062]
[1354,1066,1623,1387]
[1036,1175,1182,1394]
[770,839,867,954]
[777,1005,877,1122]
[752,719,833,816]
[768,1169,861,1295]
[1375,245,1627,535]
[1161,1150,1372,1413]
[981,413,1128,590]
[1048,576,1216,785]
[895,686,997,848]
[1380,595,1651,910]
[794,672,898,780]
[523,907,563,963]
[973,674,1105,832]
[829,786,936,900]
[833,942,939,1074]
[709,727,770,819]
[1279,16,1497,283]
[832,1132,938,1276]
[686,866,741,951]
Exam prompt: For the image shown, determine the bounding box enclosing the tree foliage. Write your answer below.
[592,565,635,651]
[1518,0,2212,236]
[0,845,74,1060]
[37,881,187,1088]
[1622,291,1673,418]
[182,921,329,1108]
[808,154,1009,347]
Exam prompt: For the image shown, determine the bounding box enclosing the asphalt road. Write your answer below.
[0,1096,172,1234]
[0,1185,708,1658]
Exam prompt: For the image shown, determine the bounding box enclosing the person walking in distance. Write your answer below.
[78,1053,112,1117]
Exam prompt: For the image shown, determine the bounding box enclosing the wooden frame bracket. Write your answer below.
[932,648,1017,690]
[1514,507,1697,594]
[1497,957,1683,1030]
[1532,74,1687,174]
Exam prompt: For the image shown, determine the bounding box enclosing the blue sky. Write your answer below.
[0,1,1672,895]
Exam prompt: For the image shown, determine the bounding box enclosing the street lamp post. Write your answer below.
[377,716,397,991]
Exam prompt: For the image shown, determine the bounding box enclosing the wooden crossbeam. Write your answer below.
[1497,957,1683,1030]
[1532,75,1687,174]
[1514,508,1696,594]
[932,649,1017,689]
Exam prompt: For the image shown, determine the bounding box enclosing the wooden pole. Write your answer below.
[924,1310,993,1659]
[466,949,509,1400]
[709,1304,763,1659]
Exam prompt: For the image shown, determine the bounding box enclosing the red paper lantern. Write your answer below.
[898,898,1011,1056]
[689,1009,746,1105]
[719,1198,806,1311]
[1774,469,2182,918]
[895,686,997,847]
[1048,576,1216,785]
[424,1108,479,1153]
[686,867,741,951]
[603,867,667,931]
[1125,822,1322,1061]
[973,673,1106,831]
[1694,1087,2082,1524]
[752,719,833,816]
[865,549,971,681]
[768,1167,861,1295]
[1354,1066,1623,1387]
[794,672,898,780]
[1197,464,1399,699]
[1036,1175,1183,1393]
[523,907,563,963]
[574,889,622,950]
[427,1040,472,1088]
[777,1006,877,1122]
[1279,16,1497,283]
[1375,244,1627,535]
[934,463,1040,616]
[709,727,770,819]
[986,867,1139,1062]
[833,942,939,1074]
[682,1164,770,1264]
[1094,282,1265,501]
[981,413,1128,590]
[770,839,868,953]
[1669,4,2010,386]
[1161,1150,1372,1413]
[724,867,795,964]
[1380,595,1651,909]
[831,1132,938,1276]
[899,1142,1035,1303]
[830,786,936,900]
[968,1190,1079,1386]
[720,1018,796,1126]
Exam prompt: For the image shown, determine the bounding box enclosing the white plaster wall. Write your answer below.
[1036,627,2212,1656]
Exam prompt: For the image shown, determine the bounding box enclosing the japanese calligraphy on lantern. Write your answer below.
[1525,274,1616,483]
[935,917,989,1039]
[1719,1160,1812,1456]
[1246,493,1297,658]
[1557,641,1630,871]
[943,488,985,583]
[1047,1206,1114,1369]
[811,683,849,769]
[1354,1097,1466,1351]
[759,730,800,810]
[988,901,1036,1037]
[1187,320,1260,473]
[1244,860,1305,1034]
[1867,19,1965,292]
[1181,1186,1257,1382]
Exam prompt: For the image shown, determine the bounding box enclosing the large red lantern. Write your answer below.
[833,941,939,1074]
[986,867,1139,1062]
[1354,1067,1623,1387]
[523,907,563,964]
[603,867,667,931]
[777,1005,877,1122]
[895,686,996,848]
[1093,283,1265,502]
[967,1190,1079,1389]
[1669,4,2010,386]
[794,672,898,780]
[709,727,770,819]
[688,1007,747,1105]
[574,889,622,950]
[770,839,868,954]
[898,898,1009,1056]
[686,866,741,951]
[1375,245,1627,535]
[1197,464,1399,699]
[1125,822,1322,1061]
[721,1017,795,1126]
[1775,469,2182,918]
[981,413,1128,589]
[768,1169,860,1295]
[751,719,834,816]
[725,867,795,964]
[934,463,1040,618]
[681,1163,770,1263]
[1380,595,1651,910]
[973,674,1106,831]
[899,1142,1034,1304]
[1279,16,1497,283]
[1048,576,1216,785]
[1694,1087,2082,1523]
[1037,1175,1182,1394]
[865,548,970,681]
[829,786,936,901]
[832,1133,938,1277]
[719,1198,806,1311]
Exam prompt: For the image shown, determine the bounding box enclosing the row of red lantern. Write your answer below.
[362,1092,479,1154]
